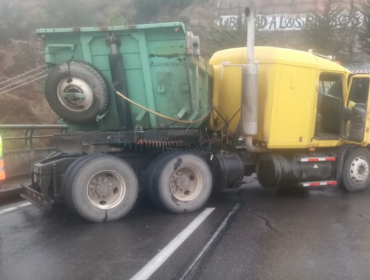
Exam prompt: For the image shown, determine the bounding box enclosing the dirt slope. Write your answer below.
[0,38,57,125]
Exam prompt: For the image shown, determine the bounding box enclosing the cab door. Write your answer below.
[341,75,370,144]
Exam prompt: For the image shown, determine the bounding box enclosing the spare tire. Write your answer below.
[45,61,109,123]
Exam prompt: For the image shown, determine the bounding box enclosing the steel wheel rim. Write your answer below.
[57,77,94,112]
[169,165,203,202]
[87,170,126,210]
[350,156,369,184]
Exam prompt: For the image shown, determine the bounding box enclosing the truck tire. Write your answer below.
[63,154,138,222]
[145,152,178,208]
[45,61,109,123]
[147,152,212,213]
[61,154,102,201]
[340,147,370,192]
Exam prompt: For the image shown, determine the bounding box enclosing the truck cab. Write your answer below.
[209,45,370,191]
[210,46,370,150]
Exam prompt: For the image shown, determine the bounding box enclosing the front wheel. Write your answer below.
[146,153,212,213]
[340,147,370,192]
[63,154,138,222]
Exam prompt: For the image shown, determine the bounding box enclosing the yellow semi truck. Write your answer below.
[22,8,370,222]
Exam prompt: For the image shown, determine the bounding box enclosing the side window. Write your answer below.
[348,77,369,104]
[319,74,343,99]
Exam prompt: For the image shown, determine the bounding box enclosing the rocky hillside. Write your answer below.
[0,38,56,124]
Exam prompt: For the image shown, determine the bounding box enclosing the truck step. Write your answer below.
[299,157,336,162]
[299,181,337,187]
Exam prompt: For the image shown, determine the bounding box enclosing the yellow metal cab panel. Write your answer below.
[210,46,352,149]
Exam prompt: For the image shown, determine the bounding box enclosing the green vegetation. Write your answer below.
[302,0,344,57]
[105,7,127,26]
[358,1,370,56]
[132,0,195,17]
[0,0,100,43]
[302,0,359,63]
[340,0,359,63]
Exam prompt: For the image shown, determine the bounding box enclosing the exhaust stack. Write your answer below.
[242,8,260,152]
[242,7,258,136]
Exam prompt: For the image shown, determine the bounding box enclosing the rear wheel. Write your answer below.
[340,147,370,192]
[63,154,138,222]
[146,153,212,213]
[144,152,175,207]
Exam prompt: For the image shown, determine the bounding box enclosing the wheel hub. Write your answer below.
[170,166,202,202]
[87,171,126,210]
[57,77,94,112]
[176,176,190,190]
[350,156,369,184]
[93,177,113,196]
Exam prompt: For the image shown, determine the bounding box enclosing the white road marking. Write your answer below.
[0,202,32,216]
[130,207,216,280]
[180,204,241,280]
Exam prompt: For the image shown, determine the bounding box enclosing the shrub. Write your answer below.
[132,0,195,17]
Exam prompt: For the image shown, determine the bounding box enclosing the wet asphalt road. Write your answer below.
[1,181,370,280]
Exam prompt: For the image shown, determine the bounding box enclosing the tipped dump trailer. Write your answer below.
[38,22,211,130]
[22,8,370,222]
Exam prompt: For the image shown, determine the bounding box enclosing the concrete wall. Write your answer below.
[216,0,366,14]
[183,0,370,62]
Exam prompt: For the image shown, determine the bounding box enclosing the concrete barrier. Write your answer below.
[3,148,56,178]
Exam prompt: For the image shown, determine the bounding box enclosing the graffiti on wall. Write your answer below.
[219,12,365,31]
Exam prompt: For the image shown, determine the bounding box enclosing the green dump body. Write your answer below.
[37,23,213,131]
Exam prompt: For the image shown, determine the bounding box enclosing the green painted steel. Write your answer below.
[37,22,213,131]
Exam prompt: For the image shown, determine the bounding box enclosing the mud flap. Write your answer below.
[21,184,54,210]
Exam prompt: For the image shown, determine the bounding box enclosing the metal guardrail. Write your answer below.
[0,124,68,148]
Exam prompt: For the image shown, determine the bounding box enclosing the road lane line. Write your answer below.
[179,203,241,280]
[0,202,32,215]
[130,207,215,280]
